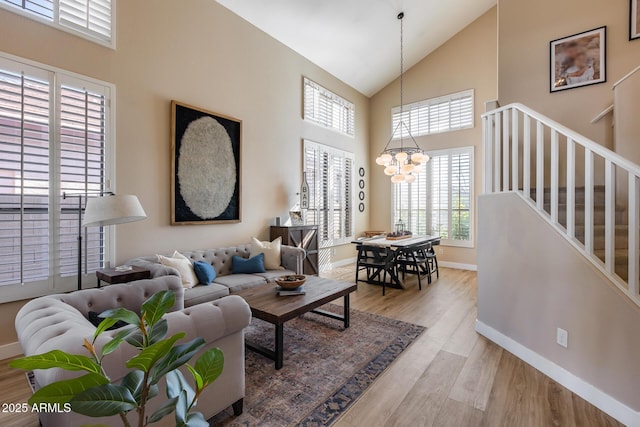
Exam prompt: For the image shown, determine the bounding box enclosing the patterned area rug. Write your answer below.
[209,304,425,427]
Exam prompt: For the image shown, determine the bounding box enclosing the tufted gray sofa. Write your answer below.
[14,276,251,427]
[127,244,306,307]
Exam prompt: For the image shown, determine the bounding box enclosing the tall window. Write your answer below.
[392,89,474,139]
[0,0,113,46]
[303,78,355,136]
[0,54,113,302]
[392,147,473,247]
[304,140,354,248]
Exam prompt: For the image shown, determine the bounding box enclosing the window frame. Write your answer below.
[391,146,474,248]
[0,0,116,49]
[0,51,115,303]
[303,77,355,137]
[391,89,474,139]
[303,140,354,248]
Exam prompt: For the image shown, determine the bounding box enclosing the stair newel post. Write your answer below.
[604,160,616,274]
[566,139,576,239]
[628,174,639,295]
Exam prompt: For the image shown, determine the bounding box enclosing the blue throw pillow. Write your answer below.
[232,253,266,274]
[193,261,217,285]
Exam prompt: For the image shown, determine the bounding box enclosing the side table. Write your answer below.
[95,266,151,287]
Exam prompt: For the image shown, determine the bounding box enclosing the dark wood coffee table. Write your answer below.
[235,276,357,369]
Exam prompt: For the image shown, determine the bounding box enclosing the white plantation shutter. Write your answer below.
[303,140,354,248]
[0,54,112,301]
[0,62,52,287]
[0,0,112,44]
[59,0,111,41]
[391,89,474,138]
[392,147,474,247]
[303,78,355,136]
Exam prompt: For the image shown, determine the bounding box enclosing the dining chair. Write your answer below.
[355,245,398,296]
[395,243,433,290]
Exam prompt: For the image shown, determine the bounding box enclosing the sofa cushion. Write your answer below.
[232,253,265,274]
[254,269,298,283]
[250,237,283,270]
[158,251,198,288]
[193,261,217,285]
[178,246,251,277]
[213,274,268,292]
[183,283,229,307]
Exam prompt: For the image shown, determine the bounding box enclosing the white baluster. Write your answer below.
[523,115,531,201]
[503,110,510,191]
[566,139,575,239]
[494,113,501,192]
[604,160,615,273]
[536,121,544,211]
[550,130,559,223]
[512,108,519,193]
[629,174,639,295]
[585,150,594,255]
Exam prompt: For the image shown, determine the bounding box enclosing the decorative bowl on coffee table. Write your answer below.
[275,275,307,289]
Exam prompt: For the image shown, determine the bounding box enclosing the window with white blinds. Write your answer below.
[0,54,113,302]
[303,140,354,248]
[392,147,473,247]
[0,0,113,46]
[303,78,355,136]
[392,90,474,139]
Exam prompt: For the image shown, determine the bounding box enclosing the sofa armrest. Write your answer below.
[127,257,180,278]
[281,245,306,274]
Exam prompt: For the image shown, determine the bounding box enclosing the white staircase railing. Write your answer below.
[482,103,640,306]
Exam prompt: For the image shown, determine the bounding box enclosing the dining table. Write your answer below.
[352,234,441,289]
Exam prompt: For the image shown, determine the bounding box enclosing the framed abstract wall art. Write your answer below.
[171,101,241,224]
[550,27,606,92]
[632,0,640,40]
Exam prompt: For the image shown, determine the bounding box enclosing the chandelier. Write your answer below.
[375,12,429,184]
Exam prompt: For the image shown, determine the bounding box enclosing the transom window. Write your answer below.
[0,0,113,46]
[303,78,355,136]
[392,146,474,247]
[392,89,474,139]
[0,53,113,302]
[303,140,354,248]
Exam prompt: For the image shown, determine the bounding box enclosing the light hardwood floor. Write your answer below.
[0,267,623,427]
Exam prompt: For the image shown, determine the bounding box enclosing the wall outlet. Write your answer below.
[438,248,444,255]
[556,328,568,348]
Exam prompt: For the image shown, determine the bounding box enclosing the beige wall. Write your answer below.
[477,192,640,416]
[369,8,498,266]
[0,0,370,346]
[498,0,640,150]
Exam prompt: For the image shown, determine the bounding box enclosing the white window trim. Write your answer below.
[303,77,355,137]
[391,146,474,249]
[303,140,355,248]
[0,51,116,303]
[391,89,474,139]
[0,0,116,49]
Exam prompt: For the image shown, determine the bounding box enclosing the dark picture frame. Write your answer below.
[632,0,640,40]
[550,27,606,92]
[171,101,242,225]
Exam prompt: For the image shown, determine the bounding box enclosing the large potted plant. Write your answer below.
[11,290,222,427]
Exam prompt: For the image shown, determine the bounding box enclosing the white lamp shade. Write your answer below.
[395,151,408,163]
[384,166,396,176]
[381,153,393,164]
[405,174,417,183]
[391,174,405,183]
[411,152,425,163]
[402,163,415,173]
[83,194,147,227]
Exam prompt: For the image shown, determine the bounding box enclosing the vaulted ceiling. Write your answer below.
[215,0,496,97]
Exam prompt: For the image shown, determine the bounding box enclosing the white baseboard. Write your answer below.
[0,341,22,360]
[438,261,477,271]
[322,257,356,272]
[476,320,640,427]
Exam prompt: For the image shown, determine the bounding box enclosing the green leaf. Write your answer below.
[166,370,195,403]
[194,348,224,387]
[180,411,209,427]
[28,373,109,406]
[10,350,101,374]
[120,370,160,405]
[175,390,187,425]
[101,325,137,356]
[148,319,168,345]
[186,365,203,391]
[99,307,140,327]
[126,333,185,372]
[141,290,175,328]
[93,318,118,341]
[70,384,137,417]
[148,396,179,423]
[152,338,205,385]
[125,330,145,349]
